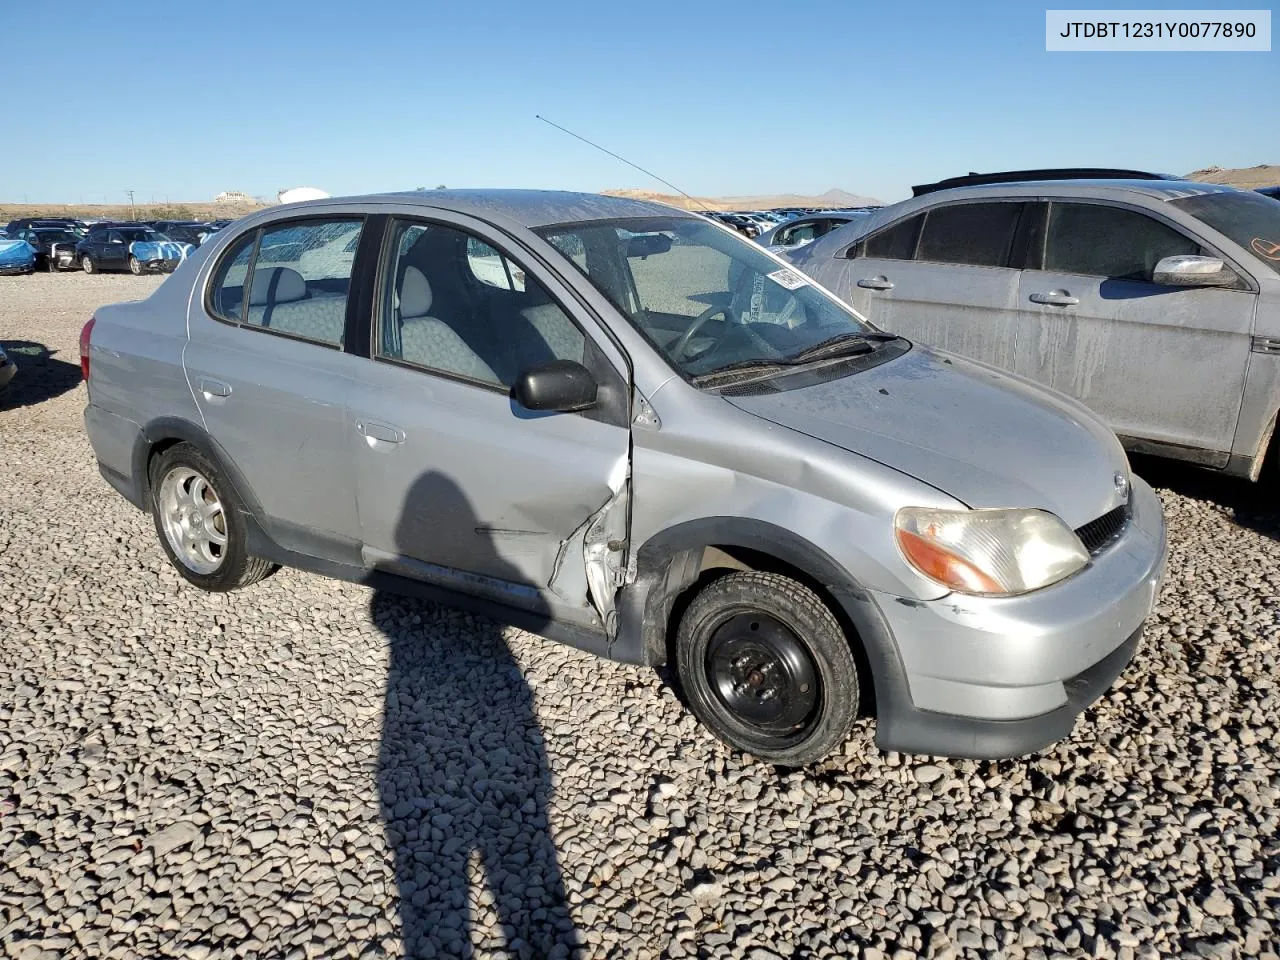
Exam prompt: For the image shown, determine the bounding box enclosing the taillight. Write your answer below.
[80,316,96,381]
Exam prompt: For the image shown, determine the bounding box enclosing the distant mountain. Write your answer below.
[1186,164,1279,189]
[603,187,881,211]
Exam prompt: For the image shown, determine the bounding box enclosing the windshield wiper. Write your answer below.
[691,332,900,386]
[691,359,795,386]
[785,331,898,364]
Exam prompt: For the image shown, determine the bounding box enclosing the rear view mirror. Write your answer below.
[514,360,598,412]
[1152,255,1235,287]
[625,233,672,259]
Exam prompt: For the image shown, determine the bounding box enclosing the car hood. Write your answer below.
[725,346,1131,528]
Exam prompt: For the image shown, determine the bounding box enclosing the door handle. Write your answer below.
[1029,290,1079,306]
[857,276,894,291]
[197,377,231,399]
[357,420,406,444]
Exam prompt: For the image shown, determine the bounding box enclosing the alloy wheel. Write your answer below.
[157,466,228,574]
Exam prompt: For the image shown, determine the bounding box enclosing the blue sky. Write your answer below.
[3,1,1276,204]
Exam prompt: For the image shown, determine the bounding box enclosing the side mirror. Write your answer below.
[111,238,123,245]
[514,360,598,413]
[1152,255,1236,287]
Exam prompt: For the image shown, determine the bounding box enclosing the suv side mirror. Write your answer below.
[514,360,598,412]
[1152,255,1236,287]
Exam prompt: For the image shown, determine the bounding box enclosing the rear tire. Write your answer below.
[149,443,277,592]
[675,570,860,765]
[81,255,95,274]
[129,255,143,275]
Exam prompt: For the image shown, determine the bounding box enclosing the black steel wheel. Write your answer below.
[676,570,860,765]
[707,613,819,736]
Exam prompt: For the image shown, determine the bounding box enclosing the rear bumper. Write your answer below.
[85,404,146,508]
[866,476,1166,758]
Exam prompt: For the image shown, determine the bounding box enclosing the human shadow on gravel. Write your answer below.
[0,340,82,409]
[373,472,580,959]
[1131,453,1280,542]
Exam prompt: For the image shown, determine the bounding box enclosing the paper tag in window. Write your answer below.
[768,268,808,290]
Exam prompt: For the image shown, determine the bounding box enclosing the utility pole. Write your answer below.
[127,190,136,221]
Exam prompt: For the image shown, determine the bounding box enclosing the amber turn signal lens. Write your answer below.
[896,529,1004,594]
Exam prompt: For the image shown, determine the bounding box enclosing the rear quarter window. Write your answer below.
[855,213,923,260]
[209,232,257,322]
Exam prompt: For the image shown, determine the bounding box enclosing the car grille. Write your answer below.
[1074,502,1130,556]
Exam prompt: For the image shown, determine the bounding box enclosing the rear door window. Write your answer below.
[1043,203,1200,282]
[916,202,1022,268]
[207,218,363,345]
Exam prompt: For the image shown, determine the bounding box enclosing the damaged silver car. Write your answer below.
[82,190,1166,765]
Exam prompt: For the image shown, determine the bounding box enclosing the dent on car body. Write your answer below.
[545,451,630,633]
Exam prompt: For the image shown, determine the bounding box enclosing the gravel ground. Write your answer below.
[2,271,1279,960]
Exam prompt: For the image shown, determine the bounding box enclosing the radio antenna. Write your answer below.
[535,114,712,212]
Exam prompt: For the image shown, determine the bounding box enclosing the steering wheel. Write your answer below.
[670,303,732,362]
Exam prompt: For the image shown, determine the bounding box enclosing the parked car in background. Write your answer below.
[757,210,874,253]
[4,217,87,237]
[782,168,1280,483]
[0,344,15,400]
[81,189,1165,766]
[0,236,36,275]
[76,223,192,274]
[1258,186,1280,201]
[151,221,215,246]
[12,226,83,271]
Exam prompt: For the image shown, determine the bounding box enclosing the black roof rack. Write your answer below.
[911,168,1174,197]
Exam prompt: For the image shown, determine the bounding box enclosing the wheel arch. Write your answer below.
[131,417,264,518]
[615,517,907,720]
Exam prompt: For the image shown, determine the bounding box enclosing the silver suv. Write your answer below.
[783,170,1280,482]
[82,190,1166,765]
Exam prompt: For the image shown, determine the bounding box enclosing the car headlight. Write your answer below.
[895,507,1089,597]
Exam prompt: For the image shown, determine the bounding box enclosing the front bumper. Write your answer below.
[870,475,1167,758]
[0,357,15,394]
[0,263,33,275]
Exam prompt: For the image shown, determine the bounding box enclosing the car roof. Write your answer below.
[917,178,1240,202]
[253,189,695,229]
[842,179,1243,239]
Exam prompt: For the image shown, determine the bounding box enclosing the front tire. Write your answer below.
[81,255,96,274]
[676,570,860,765]
[46,257,59,273]
[149,443,276,591]
[129,255,143,275]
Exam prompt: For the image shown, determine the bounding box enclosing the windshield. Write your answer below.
[1172,191,1280,277]
[33,230,75,244]
[536,216,876,379]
